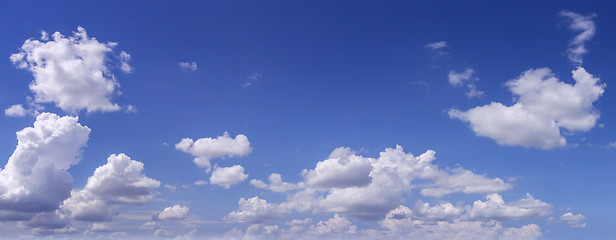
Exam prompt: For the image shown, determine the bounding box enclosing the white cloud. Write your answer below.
[4,104,27,117]
[224,196,282,223]
[465,193,552,221]
[448,68,483,98]
[413,201,464,221]
[179,61,197,71]
[243,73,262,88]
[10,27,127,113]
[450,67,604,149]
[420,167,512,198]
[153,205,190,221]
[448,68,475,86]
[560,11,596,65]
[176,132,252,172]
[125,104,138,114]
[425,41,448,50]
[308,214,357,236]
[210,165,248,189]
[194,180,208,186]
[250,173,303,192]
[374,205,542,240]
[279,146,511,219]
[560,212,586,228]
[0,113,90,219]
[88,223,110,232]
[62,153,160,221]
[164,184,177,192]
[303,147,372,188]
[119,51,132,73]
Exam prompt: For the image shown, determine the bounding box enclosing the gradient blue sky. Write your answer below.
[0,1,614,239]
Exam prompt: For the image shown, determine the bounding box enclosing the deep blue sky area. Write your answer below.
[0,1,614,239]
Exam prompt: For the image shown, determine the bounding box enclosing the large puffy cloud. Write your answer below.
[450,67,605,149]
[61,153,160,221]
[465,193,552,221]
[560,11,596,65]
[303,147,372,188]
[10,27,129,113]
[247,146,511,220]
[229,145,564,239]
[420,167,512,198]
[153,205,190,221]
[176,132,252,172]
[210,165,248,189]
[0,113,90,218]
[316,146,510,219]
[375,205,542,240]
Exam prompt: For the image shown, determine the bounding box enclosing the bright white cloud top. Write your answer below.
[176,132,252,172]
[210,165,249,188]
[0,113,89,220]
[62,153,160,221]
[9,27,129,114]
[450,67,605,149]
[153,205,190,221]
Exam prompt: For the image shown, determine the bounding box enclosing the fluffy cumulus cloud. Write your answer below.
[0,113,90,221]
[61,153,160,221]
[10,27,129,113]
[153,205,190,221]
[450,67,605,149]
[210,165,249,189]
[560,11,596,65]
[559,212,586,228]
[223,145,564,239]
[373,205,542,240]
[448,68,484,98]
[224,196,282,223]
[4,104,27,117]
[176,132,252,172]
[465,193,552,221]
[242,146,512,221]
[303,147,372,188]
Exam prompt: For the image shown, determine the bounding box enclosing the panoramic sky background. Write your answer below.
[0,1,615,239]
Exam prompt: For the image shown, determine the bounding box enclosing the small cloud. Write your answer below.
[560,11,596,65]
[194,180,208,186]
[125,105,138,114]
[179,61,198,71]
[560,212,586,228]
[119,51,132,73]
[164,184,177,192]
[243,73,263,88]
[4,104,27,117]
[425,41,448,50]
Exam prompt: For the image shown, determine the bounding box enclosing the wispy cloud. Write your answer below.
[560,11,596,65]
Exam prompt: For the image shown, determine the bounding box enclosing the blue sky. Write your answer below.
[0,1,615,239]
